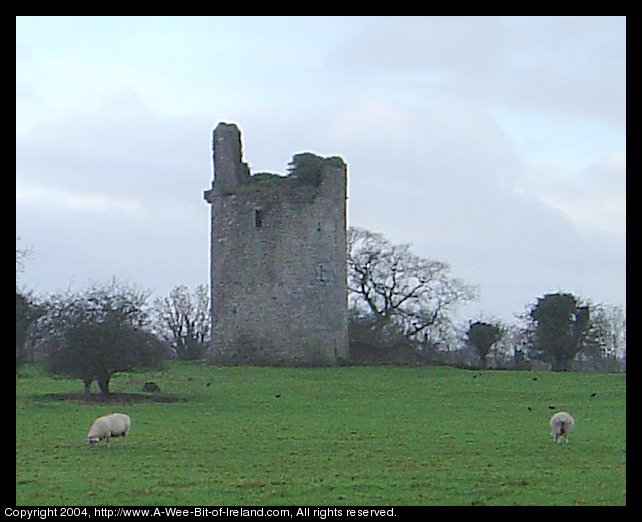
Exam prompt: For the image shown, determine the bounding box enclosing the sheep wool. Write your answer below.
[87,413,131,448]
[549,411,575,444]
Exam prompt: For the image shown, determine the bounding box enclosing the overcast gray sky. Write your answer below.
[16,16,626,323]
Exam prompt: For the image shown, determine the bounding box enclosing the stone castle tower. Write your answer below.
[203,122,349,365]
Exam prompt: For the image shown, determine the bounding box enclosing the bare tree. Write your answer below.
[40,280,165,396]
[16,236,43,367]
[153,285,210,360]
[347,227,477,344]
[16,236,32,277]
[574,302,626,371]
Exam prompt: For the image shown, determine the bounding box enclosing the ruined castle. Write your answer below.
[204,122,349,365]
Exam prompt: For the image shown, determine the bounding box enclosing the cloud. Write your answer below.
[16,96,213,297]
[338,17,507,75]
[336,16,625,130]
[515,152,626,237]
[316,96,625,320]
[325,99,522,228]
[16,94,212,204]
[16,181,144,215]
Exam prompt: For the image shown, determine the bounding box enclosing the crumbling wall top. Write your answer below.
[205,122,345,201]
[211,122,250,195]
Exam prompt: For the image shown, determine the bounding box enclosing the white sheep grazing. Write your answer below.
[86,413,131,448]
[550,411,575,444]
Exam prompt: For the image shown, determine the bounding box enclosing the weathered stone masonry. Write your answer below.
[204,122,349,365]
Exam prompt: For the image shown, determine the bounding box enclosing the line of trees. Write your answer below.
[16,281,212,396]
[17,236,212,397]
[345,227,625,371]
[16,227,625,397]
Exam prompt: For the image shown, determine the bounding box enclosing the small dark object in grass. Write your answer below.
[142,381,161,393]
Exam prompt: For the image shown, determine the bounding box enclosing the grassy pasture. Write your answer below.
[15,362,625,506]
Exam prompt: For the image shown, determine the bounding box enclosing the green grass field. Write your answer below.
[15,362,626,506]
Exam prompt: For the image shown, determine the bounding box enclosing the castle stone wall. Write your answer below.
[204,122,349,365]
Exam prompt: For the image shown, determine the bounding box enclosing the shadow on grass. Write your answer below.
[32,392,188,404]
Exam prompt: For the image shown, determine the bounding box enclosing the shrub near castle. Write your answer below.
[16,362,625,505]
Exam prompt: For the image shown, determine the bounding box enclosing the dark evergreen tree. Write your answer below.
[530,292,590,371]
[467,321,503,369]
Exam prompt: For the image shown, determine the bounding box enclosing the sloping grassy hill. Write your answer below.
[15,362,625,505]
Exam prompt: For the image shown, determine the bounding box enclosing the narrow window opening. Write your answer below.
[254,209,263,228]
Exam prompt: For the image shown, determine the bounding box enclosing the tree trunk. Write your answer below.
[551,354,569,372]
[97,374,111,396]
[83,378,93,395]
